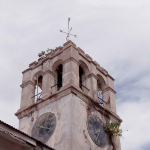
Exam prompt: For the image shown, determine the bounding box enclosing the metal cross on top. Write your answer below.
[60,18,77,41]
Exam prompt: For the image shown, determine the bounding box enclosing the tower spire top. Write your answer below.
[60,18,77,41]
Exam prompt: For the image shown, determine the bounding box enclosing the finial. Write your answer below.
[60,18,77,41]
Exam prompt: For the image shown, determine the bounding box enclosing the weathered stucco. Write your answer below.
[16,40,122,150]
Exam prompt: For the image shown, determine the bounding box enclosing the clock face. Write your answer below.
[31,112,56,143]
[87,115,109,147]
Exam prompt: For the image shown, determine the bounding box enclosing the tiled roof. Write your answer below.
[0,119,54,150]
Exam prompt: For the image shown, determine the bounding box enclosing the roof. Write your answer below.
[0,120,54,150]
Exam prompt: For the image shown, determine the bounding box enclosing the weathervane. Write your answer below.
[60,18,77,41]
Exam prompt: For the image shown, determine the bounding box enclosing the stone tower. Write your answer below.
[15,40,122,150]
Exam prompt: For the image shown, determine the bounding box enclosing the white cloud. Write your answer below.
[118,100,150,150]
[0,0,150,149]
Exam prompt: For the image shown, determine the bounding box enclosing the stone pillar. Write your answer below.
[111,136,121,150]
[85,74,98,100]
[62,58,79,88]
[20,81,35,108]
[42,70,55,99]
[102,87,116,113]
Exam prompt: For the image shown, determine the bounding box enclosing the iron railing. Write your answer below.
[98,97,107,104]
[51,81,62,91]
[81,85,90,92]
[31,92,42,101]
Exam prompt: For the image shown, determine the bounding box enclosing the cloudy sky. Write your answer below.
[0,0,150,149]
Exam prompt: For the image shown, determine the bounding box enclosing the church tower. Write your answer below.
[15,40,122,150]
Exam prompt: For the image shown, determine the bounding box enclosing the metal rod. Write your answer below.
[98,97,107,104]
[31,92,42,98]
[68,18,69,33]
[37,75,38,99]
[51,81,62,88]
[81,85,90,91]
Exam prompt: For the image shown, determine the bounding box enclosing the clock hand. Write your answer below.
[95,129,101,141]
[37,124,52,131]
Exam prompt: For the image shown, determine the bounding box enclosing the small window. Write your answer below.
[34,75,43,102]
[57,64,63,91]
[79,66,84,90]
[97,81,103,104]
[98,90,103,104]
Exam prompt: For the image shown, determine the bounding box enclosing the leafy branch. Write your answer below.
[104,121,122,150]
[104,121,122,137]
[38,48,55,57]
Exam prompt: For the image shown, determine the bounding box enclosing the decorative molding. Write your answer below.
[96,66,108,76]
[63,40,76,47]
[84,73,98,80]
[62,57,80,66]
[38,56,45,62]
[103,87,116,94]
[93,61,100,67]
[29,61,38,67]
[79,51,92,63]
[55,46,63,52]
[20,81,35,88]
[42,70,55,77]
[77,47,85,54]
[22,68,31,74]
[16,84,121,122]
[107,74,114,81]
[49,50,63,60]
[85,54,93,61]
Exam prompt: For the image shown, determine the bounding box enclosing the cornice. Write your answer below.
[22,68,31,74]
[96,66,108,76]
[103,87,116,94]
[79,51,92,63]
[16,84,121,122]
[63,40,76,47]
[77,47,85,54]
[84,73,98,80]
[49,49,63,60]
[20,81,35,88]
[42,70,55,77]
[107,74,114,81]
[62,57,80,66]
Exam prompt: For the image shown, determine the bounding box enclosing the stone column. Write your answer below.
[62,58,79,88]
[111,136,121,150]
[42,70,55,99]
[85,74,98,100]
[102,87,116,113]
[20,81,35,108]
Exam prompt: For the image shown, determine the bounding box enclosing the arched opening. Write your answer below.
[79,66,84,90]
[56,64,63,91]
[33,75,43,102]
[97,75,106,104]
[97,81,103,104]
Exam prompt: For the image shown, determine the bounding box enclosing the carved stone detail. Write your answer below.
[20,80,35,88]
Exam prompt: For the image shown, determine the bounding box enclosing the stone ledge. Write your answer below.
[42,70,55,77]
[20,80,35,88]
[29,61,38,67]
[103,87,116,94]
[63,40,76,47]
[62,57,80,66]
[22,68,31,74]
[77,47,85,54]
[84,73,98,80]
[16,84,121,122]
[96,66,108,76]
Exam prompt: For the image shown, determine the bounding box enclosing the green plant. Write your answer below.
[38,48,55,57]
[104,121,122,137]
[104,121,122,150]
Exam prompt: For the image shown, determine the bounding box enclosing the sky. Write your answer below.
[0,0,150,149]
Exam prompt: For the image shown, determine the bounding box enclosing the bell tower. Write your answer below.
[16,40,122,150]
